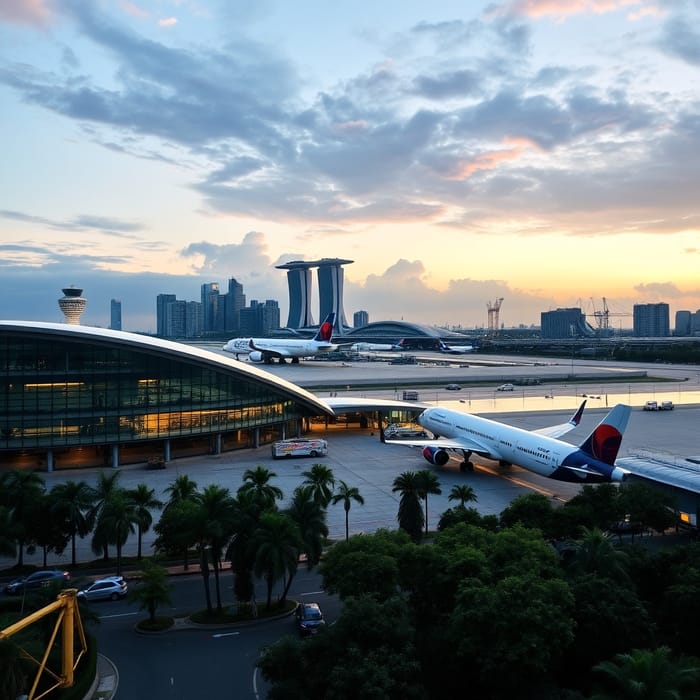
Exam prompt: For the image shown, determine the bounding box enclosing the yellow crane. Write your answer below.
[0,588,88,699]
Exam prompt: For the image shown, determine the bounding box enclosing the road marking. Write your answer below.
[300,591,324,596]
[212,631,240,638]
[98,612,138,620]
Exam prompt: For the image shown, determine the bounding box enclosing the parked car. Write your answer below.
[659,400,674,411]
[497,383,515,392]
[77,576,128,602]
[295,602,326,636]
[4,569,71,595]
[643,400,658,411]
[445,384,462,391]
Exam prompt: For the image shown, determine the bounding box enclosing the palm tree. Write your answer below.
[285,485,328,568]
[238,465,283,512]
[591,646,700,700]
[164,473,199,509]
[250,511,302,610]
[27,493,70,567]
[0,469,46,566]
[97,490,139,575]
[89,470,122,561]
[130,559,173,625]
[162,473,199,569]
[448,484,477,508]
[49,480,95,566]
[195,484,236,613]
[392,471,424,542]
[567,526,631,581]
[415,469,442,536]
[127,483,164,560]
[228,489,261,609]
[330,480,365,541]
[301,463,336,507]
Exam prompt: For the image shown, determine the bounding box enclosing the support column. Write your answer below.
[164,440,171,462]
[111,445,119,469]
[46,450,54,473]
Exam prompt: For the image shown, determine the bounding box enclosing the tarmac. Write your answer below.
[3,353,700,700]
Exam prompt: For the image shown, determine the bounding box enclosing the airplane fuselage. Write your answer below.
[417,407,626,483]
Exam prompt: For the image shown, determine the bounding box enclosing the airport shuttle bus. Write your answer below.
[271,438,328,459]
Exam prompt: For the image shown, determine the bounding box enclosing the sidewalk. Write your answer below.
[90,654,118,700]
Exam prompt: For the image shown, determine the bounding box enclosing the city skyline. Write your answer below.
[1,1,699,331]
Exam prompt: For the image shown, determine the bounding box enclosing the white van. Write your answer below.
[271,438,328,459]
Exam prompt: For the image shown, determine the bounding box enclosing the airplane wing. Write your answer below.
[248,340,289,359]
[383,436,493,457]
[532,400,586,439]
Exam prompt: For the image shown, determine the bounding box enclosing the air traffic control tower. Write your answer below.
[276,258,352,334]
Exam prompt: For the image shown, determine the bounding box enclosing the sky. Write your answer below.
[1,0,699,333]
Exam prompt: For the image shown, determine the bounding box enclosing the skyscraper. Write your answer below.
[223,278,246,332]
[633,303,670,337]
[276,261,316,329]
[200,282,220,333]
[317,259,351,333]
[110,299,122,330]
[156,294,176,336]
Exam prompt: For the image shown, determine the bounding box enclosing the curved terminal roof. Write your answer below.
[0,320,334,417]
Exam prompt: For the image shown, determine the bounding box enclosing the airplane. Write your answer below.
[436,339,475,354]
[350,339,407,352]
[383,400,631,483]
[222,313,337,364]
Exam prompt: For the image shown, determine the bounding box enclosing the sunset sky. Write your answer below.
[1,0,698,332]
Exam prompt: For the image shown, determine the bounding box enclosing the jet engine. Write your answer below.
[422,445,449,466]
[248,351,265,363]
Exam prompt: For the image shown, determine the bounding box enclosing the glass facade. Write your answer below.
[0,325,330,469]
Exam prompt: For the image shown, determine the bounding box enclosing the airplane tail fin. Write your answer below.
[579,404,631,465]
[313,313,336,342]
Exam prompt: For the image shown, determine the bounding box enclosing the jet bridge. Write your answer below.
[618,450,700,527]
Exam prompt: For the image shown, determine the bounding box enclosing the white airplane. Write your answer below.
[222,313,337,364]
[350,339,407,352]
[436,340,474,354]
[383,400,631,483]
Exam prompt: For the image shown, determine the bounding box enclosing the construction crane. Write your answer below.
[487,298,504,335]
[590,297,632,335]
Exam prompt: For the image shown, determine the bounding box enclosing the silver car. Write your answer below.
[77,576,128,602]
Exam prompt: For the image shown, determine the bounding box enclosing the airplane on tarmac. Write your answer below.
[383,400,631,483]
[436,339,475,354]
[350,339,407,352]
[222,313,337,364]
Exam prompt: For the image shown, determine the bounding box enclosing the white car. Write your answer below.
[77,576,128,602]
[496,383,515,392]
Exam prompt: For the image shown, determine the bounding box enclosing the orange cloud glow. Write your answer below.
[510,0,642,19]
[448,137,537,179]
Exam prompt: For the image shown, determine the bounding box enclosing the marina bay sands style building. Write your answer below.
[276,258,352,334]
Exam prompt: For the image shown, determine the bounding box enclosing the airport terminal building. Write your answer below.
[0,321,334,472]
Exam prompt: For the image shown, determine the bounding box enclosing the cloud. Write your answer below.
[505,1,644,20]
[0,0,51,25]
[659,15,700,65]
[633,282,684,300]
[0,209,144,236]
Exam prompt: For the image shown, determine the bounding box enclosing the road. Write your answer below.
[92,568,337,699]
